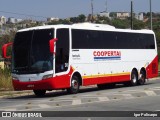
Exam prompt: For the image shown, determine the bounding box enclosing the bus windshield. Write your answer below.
[12,29,54,74]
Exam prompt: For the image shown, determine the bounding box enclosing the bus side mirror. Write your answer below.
[49,38,58,54]
[2,42,13,59]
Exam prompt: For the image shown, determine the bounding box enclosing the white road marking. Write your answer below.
[155,110,160,111]
[144,90,157,96]
[72,99,81,105]
[77,96,98,99]
[150,87,160,90]
[4,108,17,111]
[98,97,110,101]
[122,94,134,99]
[38,104,50,108]
[153,87,160,89]
[125,90,143,93]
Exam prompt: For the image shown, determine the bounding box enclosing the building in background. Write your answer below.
[0,16,7,25]
[47,17,59,22]
[135,12,144,21]
[8,17,16,24]
[116,12,130,19]
[16,18,23,23]
[99,11,110,18]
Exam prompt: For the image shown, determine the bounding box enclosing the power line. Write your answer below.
[0,10,48,19]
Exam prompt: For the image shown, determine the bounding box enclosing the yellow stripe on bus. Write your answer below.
[82,72,130,79]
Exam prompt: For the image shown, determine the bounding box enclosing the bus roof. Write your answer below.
[18,23,154,34]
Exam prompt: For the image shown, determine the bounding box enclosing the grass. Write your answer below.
[0,68,13,91]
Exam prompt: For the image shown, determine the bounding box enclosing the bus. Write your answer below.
[2,23,158,96]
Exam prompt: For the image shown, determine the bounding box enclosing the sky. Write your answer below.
[0,0,160,21]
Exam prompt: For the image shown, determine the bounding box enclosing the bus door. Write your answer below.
[55,29,70,73]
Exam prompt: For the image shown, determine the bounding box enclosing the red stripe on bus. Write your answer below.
[83,75,130,86]
[146,55,158,78]
[13,67,74,90]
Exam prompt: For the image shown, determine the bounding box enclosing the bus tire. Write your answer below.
[33,90,46,97]
[130,70,138,86]
[67,76,80,94]
[138,70,146,85]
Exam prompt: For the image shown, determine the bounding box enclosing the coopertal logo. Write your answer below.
[93,51,121,61]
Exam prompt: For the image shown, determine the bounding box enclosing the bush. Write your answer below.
[0,68,13,91]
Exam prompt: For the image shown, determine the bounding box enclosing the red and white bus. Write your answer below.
[2,23,158,96]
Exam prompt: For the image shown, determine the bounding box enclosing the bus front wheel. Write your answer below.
[33,90,46,97]
[67,76,80,94]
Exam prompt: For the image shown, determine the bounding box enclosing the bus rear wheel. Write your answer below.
[33,90,46,97]
[138,70,146,85]
[67,76,80,94]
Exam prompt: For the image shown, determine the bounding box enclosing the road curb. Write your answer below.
[0,90,33,98]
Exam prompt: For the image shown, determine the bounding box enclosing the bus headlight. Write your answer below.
[12,76,19,80]
[42,74,53,80]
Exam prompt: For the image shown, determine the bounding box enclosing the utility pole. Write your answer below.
[150,0,152,30]
[131,1,133,29]
[105,0,108,12]
[91,0,94,22]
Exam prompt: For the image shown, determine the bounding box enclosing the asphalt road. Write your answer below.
[0,78,160,120]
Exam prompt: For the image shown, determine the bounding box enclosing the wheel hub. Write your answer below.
[72,80,78,89]
[132,75,137,83]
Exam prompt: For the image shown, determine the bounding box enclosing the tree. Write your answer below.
[0,30,16,57]
[70,17,78,23]
[48,20,60,25]
[133,19,146,30]
[60,19,70,24]
[96,15,111,24]
[155,31,160,60]
[77,14,86,23]
[146,12,156,17]
[111,19,130,29]
[110,12,117,18]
